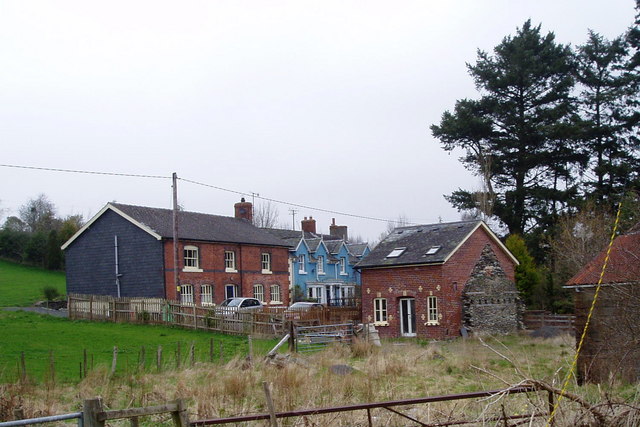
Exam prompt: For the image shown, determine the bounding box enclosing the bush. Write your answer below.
[43,286,60,302]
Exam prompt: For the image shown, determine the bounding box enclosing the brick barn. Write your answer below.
[62,200,291,306]
[356,221,520,339]
[565,226,640,383]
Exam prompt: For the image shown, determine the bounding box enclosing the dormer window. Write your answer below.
[425,246,441,255]
[386,247,406,258]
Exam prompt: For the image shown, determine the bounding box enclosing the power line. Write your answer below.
[0,163,169,179]
[0,163,410,225]
[178,177,406,224]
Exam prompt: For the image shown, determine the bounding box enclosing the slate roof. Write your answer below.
[347,243,369,257]
[262,228,305,248]
[355,220,510,269]
[566,230,640,286]
[63,203,289,249]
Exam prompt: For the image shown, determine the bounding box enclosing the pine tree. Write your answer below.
[431,20,582,235]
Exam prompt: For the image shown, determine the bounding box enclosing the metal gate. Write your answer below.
[294,323,354,352]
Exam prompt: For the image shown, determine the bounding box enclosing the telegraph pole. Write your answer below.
[289,208,298,230]
[172,173,179,295]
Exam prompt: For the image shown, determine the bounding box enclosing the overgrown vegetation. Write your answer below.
[1,331,639,425]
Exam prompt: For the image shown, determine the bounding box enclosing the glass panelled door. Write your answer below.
[399,298,416,337]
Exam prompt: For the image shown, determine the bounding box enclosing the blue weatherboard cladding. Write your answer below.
[293,240,358,297]
[65,209,165,298]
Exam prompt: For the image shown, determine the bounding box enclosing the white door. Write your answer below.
[399,298,416,337]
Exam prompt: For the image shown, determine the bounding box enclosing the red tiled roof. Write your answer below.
[567,232,640,286]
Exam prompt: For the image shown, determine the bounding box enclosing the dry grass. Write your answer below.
[2,332,640,426]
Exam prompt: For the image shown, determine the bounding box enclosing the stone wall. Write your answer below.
[462,244,522,334]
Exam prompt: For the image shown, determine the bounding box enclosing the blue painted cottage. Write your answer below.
[265,217,370,305]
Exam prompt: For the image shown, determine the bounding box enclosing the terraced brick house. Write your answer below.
[62,200,290,306]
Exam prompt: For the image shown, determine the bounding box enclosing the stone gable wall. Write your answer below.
[462,244,522,334]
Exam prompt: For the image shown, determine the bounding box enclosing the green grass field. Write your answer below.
[0,310,276,383]
[0,259,66,306]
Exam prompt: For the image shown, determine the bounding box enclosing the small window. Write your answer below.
[427,296,438,325]
[317,255,324,274]
[298,254,306,273]
[340,257,347,274]
[254,284,265,302]
[374,298,387,325]
[201,284,213,306]
[261,253,271,273]
[181,284,194,305]
[225,251,236,272]
[425,246,441,255]
[183,246,200,270]
[270,284,282,304]
[386,247,406,258]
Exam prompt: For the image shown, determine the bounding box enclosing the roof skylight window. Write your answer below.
[425,246,441,255]
[386,247,406,258]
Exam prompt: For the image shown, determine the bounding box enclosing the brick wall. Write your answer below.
[574,283,640,383]
[361,226,516,339]
[163,241,290,306]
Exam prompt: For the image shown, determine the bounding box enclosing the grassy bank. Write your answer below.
[0,310,276,384]
[0,259,65,307]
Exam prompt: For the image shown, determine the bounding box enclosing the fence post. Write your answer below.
[83,398,105,427]
[262,381,278,427]
[548,390,555,427]
[110,346,118,377]
[288,322,296,352]
[170,399,191,427]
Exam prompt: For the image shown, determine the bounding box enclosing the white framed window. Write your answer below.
[374,298,387,326]
[270,284,282,304]
[225,284,238,299]
[225,251,236,272]
[298,254,306,274]
[427,296,439,325]
[307,286,324,303]
[201,284,213,306]
[261,253,271,273]
[181,284,194,305]
[317,255,324,274]
[340,257,347,275]
[183,246,202,271]
[253,284,265,302]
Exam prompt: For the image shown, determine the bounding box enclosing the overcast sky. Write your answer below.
[1,0,636,242]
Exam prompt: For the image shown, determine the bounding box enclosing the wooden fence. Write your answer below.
[68,294,361,338]
[523,310,575,333]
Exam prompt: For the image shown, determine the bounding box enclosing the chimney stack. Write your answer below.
[301,216,316,234]
[234,198,253,223]
[329,217,348,241]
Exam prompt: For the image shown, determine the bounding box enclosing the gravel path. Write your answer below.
[3,306,69,318]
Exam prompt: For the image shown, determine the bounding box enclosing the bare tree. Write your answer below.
[18,194,58,233]
[373,214,410,247]
[253,201,281,228]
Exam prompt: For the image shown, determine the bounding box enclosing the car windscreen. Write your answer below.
[225,299,242,307]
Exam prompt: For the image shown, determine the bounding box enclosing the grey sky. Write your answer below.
[1,1,636,242]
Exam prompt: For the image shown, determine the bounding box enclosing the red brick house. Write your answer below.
[63,200,290,306]
[565,227,640,383]
[356,221,519,339]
